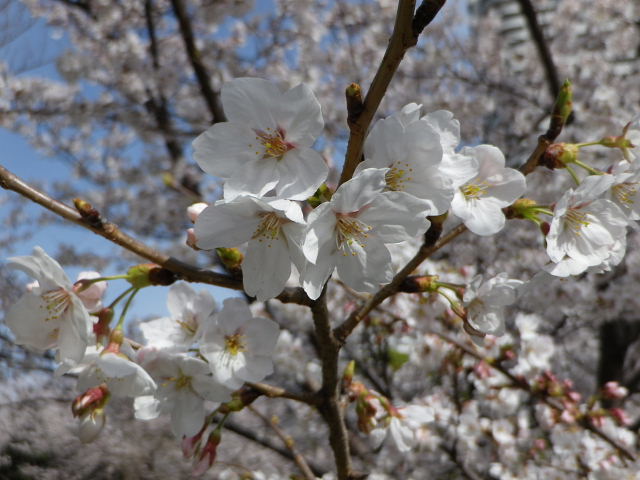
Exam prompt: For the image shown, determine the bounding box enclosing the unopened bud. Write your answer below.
[400,275,439,293]
[126,263,176,288]
[74,271,107,312]
[342,361,356,390]
[72,384,110,418]
[186,228,201,250]
[192,429,221,476]
[602,381,628,400]
[216,248,244,276]
[74,198,103,228]
[78,409,106,443]
[187,202,208,223]
[541,143,578,169]
[610,407,631,426]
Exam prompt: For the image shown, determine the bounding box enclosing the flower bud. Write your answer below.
[192,430,221,476]
[72,384,110,418]
[78,409,106,443]
[399,275,439,293]
[541,143,578,169]
[342,360,356,390]
[73,198,103,228]
[186,228,201,250]
[74,271,107,312]
[602,381,628,400]
[126,263,176,288]
[187,202,208,223]
[610,407,631,426]
[216,247,244,275]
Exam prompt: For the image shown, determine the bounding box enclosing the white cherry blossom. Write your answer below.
[193,77,328,200]
[302,168,431,299]
[357,105,452,214]
[200,298,280,390]
[463,274,524,336]
[135,350,232,438]
[5,246,94,363]
[451,145,526,236]
[194,196,306,300]
[74,345,156,398]
[139,282,217,352]
[608,161,640,222]
[546,175,628,276]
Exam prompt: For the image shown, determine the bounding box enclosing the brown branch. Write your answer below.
[515,0,560,102]
[0,164,309,305]
[247,382,319,406]
[224,419,327,478]
[338,0,447,185]
[248,406,317,480]
[311,287,353,480]
[170,0,226,124]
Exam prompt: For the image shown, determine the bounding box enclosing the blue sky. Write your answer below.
[0,5,241,322]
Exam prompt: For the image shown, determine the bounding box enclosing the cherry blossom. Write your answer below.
[356,105,452,214]
[194,196,306,300]
[451,145,526,236]
[139,282,217,352]
[199,298,280,390]
[302,168,431,299]
[463,273,525,336]
[546,174,628,276]
[135,350,232,438]
[193,77,328,201]
[4,246,94,363]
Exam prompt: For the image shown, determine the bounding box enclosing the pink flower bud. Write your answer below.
[559,409,575,424]
[610,407,631,426]
[72,384,110,418]
[187,202,208,223]
[186,228,200,250]
[74,271,107,312]
[182,425,206,459]
[602,381,628,400]
[192,430,221,476]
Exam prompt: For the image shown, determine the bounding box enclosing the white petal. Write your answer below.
[224,158,279,200]
[221,78,280,131]
[243,236,292,300]
[360,191,431,243]
[134,395,161,420]
[4,292,59,351]
[336,237,392,293]
[171,389,205,438]
[332,168,386,212]
[9,246,71,291]
[277,83,323,146]
[193,122,257,178]
[275,147,328,200]
[194,199,261,249]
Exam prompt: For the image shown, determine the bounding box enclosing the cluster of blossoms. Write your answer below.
[4,76,640,478]
[4,247,279,471]
[190,77,528,306]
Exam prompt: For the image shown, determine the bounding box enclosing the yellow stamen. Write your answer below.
[564,208,590,234]
[40,288,73,322]
[460,182,489,201]
[335,215,372,256]
[613,182,639,207]
[385,161,414,191]
[252,127,293,160]
[225,332,247,356]
[252,212,285,248]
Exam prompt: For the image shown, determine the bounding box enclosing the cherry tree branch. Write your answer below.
[311,287,353,480]
[339,0,447,185]
[170,0,226,124]
[224,418,327,478]
[515,0,560,102]
[0,164,309,305]
[248,405,317,480]
[247,382,319,407]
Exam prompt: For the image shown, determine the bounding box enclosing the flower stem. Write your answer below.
[566,165,581,185]
[115,288,139,329]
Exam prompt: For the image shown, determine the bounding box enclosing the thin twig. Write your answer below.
[247,382,318,406]
[0,165,309,305]
[338,0,447,185]
[248,405,317,480]
[515,0,560,101]
[170,0,226,123]
[224,419,326,478]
